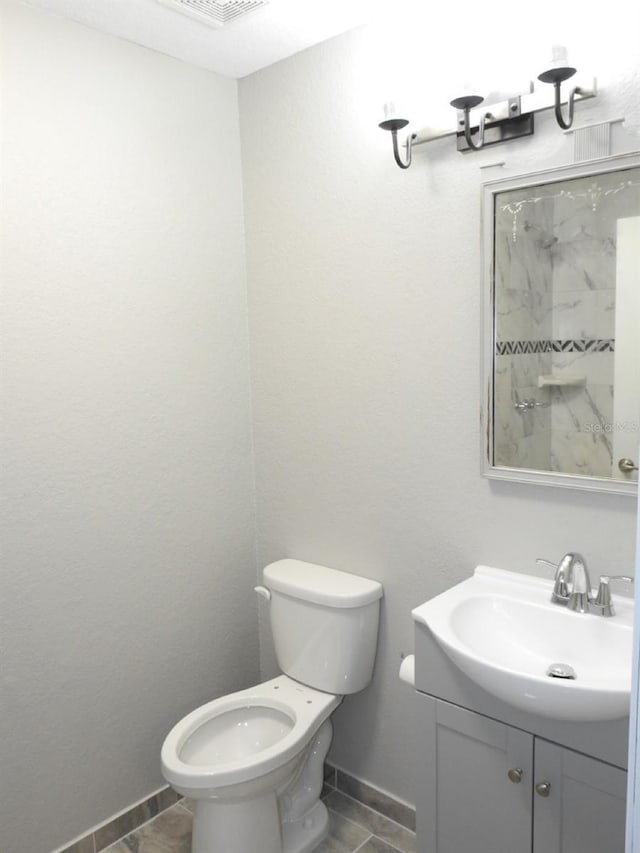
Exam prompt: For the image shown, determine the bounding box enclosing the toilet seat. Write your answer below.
[161,675,340,792]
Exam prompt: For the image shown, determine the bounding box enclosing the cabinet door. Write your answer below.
[417,694,533,853]
[533,739,627,853]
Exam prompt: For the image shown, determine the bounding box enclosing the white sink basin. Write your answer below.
[412,566,633,722]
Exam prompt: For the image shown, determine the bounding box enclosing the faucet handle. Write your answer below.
[536,558,558,570]
[593,575,633,617]
[536,556,568,600]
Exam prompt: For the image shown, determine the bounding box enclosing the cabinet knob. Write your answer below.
[535,781,551,797]
[507,767,523,783]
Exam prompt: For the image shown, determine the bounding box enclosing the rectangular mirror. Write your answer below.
[481,151,640,494]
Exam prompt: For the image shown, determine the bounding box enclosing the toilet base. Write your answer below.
[192,789,283,853]
[282,799,329,853]
[190,794,328,853]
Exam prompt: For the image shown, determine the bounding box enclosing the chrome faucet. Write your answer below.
[536,554,633,616]
[536,553,591,612]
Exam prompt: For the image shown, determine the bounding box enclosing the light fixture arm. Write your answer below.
[551,80,583,130]
[390,128,416,169]
[378,111,417,170]
[449,94,493,151]
[537,48,581,130]
[460,107,493,150]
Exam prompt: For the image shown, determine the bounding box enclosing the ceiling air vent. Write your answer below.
[156,0,270,29]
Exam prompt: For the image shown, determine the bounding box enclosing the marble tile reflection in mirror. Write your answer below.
[483,153,640,494]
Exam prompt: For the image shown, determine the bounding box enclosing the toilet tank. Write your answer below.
[262,559,383,695]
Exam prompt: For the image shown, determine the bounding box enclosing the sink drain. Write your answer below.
[546,663,577,680]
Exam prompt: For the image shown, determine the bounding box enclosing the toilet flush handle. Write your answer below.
[254,585,271,601]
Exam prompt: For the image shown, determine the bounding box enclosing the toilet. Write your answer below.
[161,559,383,853]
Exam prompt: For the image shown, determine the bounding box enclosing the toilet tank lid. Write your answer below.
[263,559,383,608]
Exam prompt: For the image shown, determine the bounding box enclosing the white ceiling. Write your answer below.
[19,0,376,78]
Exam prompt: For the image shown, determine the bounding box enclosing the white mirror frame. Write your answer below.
[481,151,640,496]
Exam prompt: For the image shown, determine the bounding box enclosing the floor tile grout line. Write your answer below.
[327,804,413,853]
[352,834,411,853]
[352,835,375,852]
[330,790,417,837]
[98,802,186,853]
[331,773,416,830]
[327,806,377,837]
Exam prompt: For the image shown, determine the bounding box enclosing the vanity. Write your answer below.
[412,565,632,853]
[405,136,640,852]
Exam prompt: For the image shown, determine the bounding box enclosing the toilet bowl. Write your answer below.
[162,675,341,853]
[161,559,383,853]
[162,674,341,796]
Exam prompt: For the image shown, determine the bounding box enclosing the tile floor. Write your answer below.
[103,788,416,853]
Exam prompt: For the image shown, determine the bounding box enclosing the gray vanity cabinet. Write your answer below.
[417,694,627,853]
[418,695,532,853]
[532,738,627,853]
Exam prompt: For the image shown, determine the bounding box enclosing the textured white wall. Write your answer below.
[3,2,640,846]
[240,21,640,804]
[0,4,259,851]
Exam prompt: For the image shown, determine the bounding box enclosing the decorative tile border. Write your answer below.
[323,789,416,852]
[98,804,192,853]
[57,767,414,852]
[324,763,416,833]
[105,797,414,853]
[496,338,615,355]
[55,787,182,853]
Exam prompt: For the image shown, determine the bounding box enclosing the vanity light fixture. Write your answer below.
[537,45,583,130]
[378,47,596,168]
[448,92,493,151]
[378,103,416,169]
